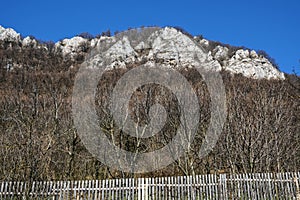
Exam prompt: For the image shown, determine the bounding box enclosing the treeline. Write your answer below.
[0,40,299,182]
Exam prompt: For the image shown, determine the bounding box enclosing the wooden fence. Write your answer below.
[0,172,299,199]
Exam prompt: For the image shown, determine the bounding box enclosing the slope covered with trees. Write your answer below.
[0,30,299,181]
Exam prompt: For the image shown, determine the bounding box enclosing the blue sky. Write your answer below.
[1,0,299,74]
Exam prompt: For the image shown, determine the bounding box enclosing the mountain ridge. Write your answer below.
[0,25,285,80]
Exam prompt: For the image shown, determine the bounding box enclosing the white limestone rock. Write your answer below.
[134,41,151,52]
[199,39,209,48]
[90,38,98,48]
[90,36,110,48]
[22,36,38,47]
[145,27,220,71]
[103,36,138,69]
[0,25,21,42]
[0,25,285,80]
[213,45,229,61]
[250,50,258,58]
[226,49,285,79]
[55,36,88,57]
[232,49,249,60]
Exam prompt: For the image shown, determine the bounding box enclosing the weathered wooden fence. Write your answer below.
[0,172,299,199]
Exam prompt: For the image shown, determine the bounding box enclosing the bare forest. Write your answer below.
[0,38,299,182]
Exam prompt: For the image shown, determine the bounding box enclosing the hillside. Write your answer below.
[0,25,299,181]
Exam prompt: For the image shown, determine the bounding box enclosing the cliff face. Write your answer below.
[0,25,284,79]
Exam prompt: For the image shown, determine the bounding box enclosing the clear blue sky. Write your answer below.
[1,0,299,74]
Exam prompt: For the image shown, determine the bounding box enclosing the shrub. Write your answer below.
[257,50,279,69]
[77,32,94,40]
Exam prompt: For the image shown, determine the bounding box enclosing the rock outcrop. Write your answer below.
[0,25,21,42]
[0,25,285,80]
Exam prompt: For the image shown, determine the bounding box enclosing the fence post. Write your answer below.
[294,176,300,200]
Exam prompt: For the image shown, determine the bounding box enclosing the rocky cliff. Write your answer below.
[0,25,285,80]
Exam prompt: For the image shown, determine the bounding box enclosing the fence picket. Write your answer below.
[125,178,128,200]
[0,181,3,199]
[286,172,294,198]
[296,172,300,200]
[3,181,7,198]
[129,178,133,200]
[102,179,106,200]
